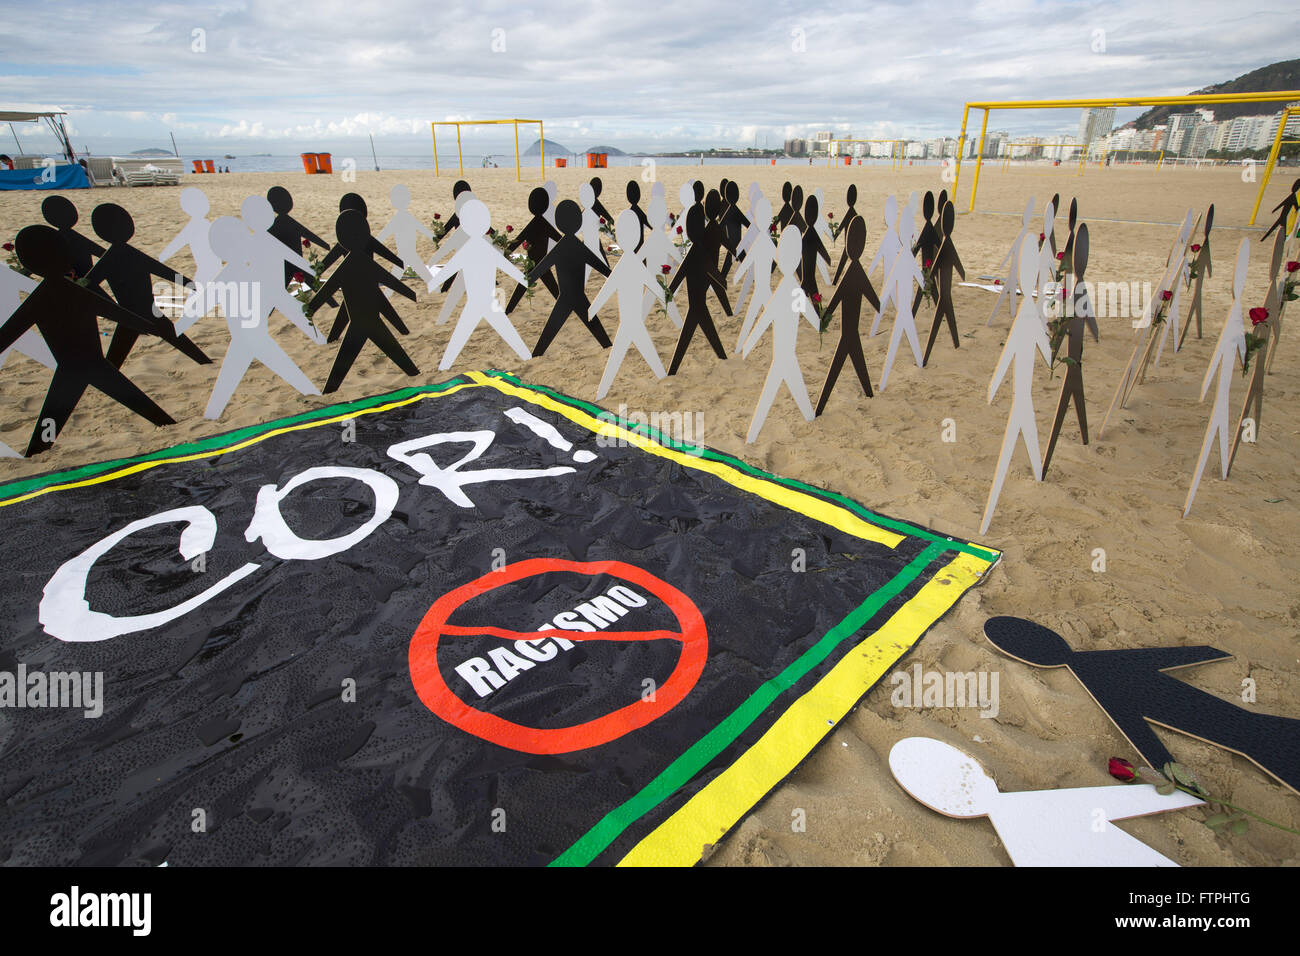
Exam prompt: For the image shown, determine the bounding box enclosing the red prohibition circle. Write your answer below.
[408,558,708,754]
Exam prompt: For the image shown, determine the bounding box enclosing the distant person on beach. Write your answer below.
[0,154,12,170]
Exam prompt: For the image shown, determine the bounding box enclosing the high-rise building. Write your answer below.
[1167,113,1201,156]
[1078,107,1116,145]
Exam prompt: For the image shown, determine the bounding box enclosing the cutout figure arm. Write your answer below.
[988,336,1016,402]
[157,230,188,264]
[144,252,194,290]
[82,285,170,336]
[375,263,418,302]
[304,270,344,316]
[0,297,38,354]
[317,245,344,273]
[707,269,733,315]
[588,271,617,316]
[952,248,966,281]
[492,248,527,287]
[526,246,559,285]
[667,249,692,295]
[582,243,612,277]
[370,238,403,269]
[301,223,331,249]
[1108,646,1233,670]
[741,295,777,358]
[437,245,467,286]
[375,295,411,335]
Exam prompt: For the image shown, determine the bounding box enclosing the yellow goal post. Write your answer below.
[430,119,544,182]
[952,92,1300,221]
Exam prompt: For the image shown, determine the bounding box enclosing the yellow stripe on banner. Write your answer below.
[0,383,480,508]
[616,550,991,867]
[467,372,904,549]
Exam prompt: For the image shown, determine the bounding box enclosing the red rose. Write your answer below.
[661,264,671,274]
[827,212,834,219]
[506,225,513,233]
[522,240,531,251]
[993,278,1003,285]
[1161,290,1172,301]
[812,293,822,303]
[924,258,933,269]
[676,226,683,235]
[1191,244,1201,253]
[1,242,12,252]
[1056,251,1064,260]
[292,271,307,283]
[669,212,676,222]
[1108,758,1137,782]
[1287,260,1299,273]
[433,213,441,221]
[1038,232,1045,241]
[302,239,310,249]
[1249,306,1269,326]
[599,217,606,225]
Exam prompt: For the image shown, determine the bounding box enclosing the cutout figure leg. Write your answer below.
[25,370,90,456]
[327,302,351,343]
[746,368,783,443]
[437,274,466,326]
[532,300,574,357]
[364,317,419,376]
[323,327,367,394]
[205,342,256,419]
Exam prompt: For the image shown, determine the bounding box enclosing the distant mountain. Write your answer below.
[131,148,174,156]
[523,138,572,157]
[1133,59,1300,129]
[583,145,627,156]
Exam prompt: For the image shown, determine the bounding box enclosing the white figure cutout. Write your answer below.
[638,196,684,330]
[733,196,778,352]
[982,240,1053,534]
[203,217,324,420]
[592,210,668,399]
[578,183,608,284]
[1152,209,1196,366]
[900,191,920,262]
[732,182,766,317]
[868,196,903,336]
[377,184,435,289]
[741,226,817,443]
[1184,239,1250,516]
[877,229,927,391]
[435,199,532,371]
[650,181,665,206]
[543,181,559,232]
[889,737,1202,867]
[428,190,476,322]
[811,187,832,285]
[678,180,696,223]
[989,196,1036,327]
[238,195,316,332]
[0,265,56,371]
[1031,200,1058,327]
[159,187,221,332]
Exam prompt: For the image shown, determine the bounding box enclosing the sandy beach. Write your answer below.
[1,162,1296,867]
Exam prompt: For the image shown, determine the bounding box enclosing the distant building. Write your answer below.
[784,138,807,157]
[1078,107,1116,146]
[1166,113,1201,155]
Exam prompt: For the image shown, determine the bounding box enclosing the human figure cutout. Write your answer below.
[638,195,684,331]
[0,226,180,456]
[815,216,879,413]
[732,182,767,317]
[796,193,832,303]
[588,176,615,226]
[504,186,563,315]
[528,199,613,356]
[677,180,697,225]
[701,189,731,276]
[305,210,418,392]
[432,199,533,371]
[877,221,927,391]
[868,196,903,337]
[832,183,863,283]
[1041,223,1100,478]
[922,202,965,365]
[267,185,330,286]
[982,240,1052,534]
[988,197,1036,327]
[908,190,940,317]
[1226,237,1277,474]
[0,264,56,372]
[83,204,210,369]
[786,185,807,235]
[202,217,324,419]
[775,181,794,229]
[1260,177,1299,242]
[156,187,223,330]
[1184,239,1249,515]
[625,180,650,252]
[376,184,435,289]
[984,616,1300,795]
[40,196,103,279]
[592,210,668,399]
[1180,205,1214,348]
[1059,197,1079,277]
[428,190,477,325]
[318,195,404,340]
[578,182,609,284]
[442,178,473,232]
[889,736,1201,867]
[741,226,817,443]
[898,192,920,271]
[666,204,731,374]
[719,180,750,279]
[732,196,777,352]
[1150,209,1197,368]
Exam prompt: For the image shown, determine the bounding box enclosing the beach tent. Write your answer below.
[0,107,88,190]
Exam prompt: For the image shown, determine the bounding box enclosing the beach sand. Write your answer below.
[1,162,1296,866]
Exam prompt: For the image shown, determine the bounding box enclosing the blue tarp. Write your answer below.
[0,164,89,190]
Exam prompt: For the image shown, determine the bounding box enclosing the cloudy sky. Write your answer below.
[2,0,1295,156]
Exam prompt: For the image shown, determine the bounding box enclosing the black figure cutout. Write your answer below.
[832,183,863,283]
[1261,177,1299,242]
[1041,223,1099,477]
[625,180,650,252]
[776,181,794,229]
[984,616,1300,795]
[787,185,807,234]
[321,193,406,342]
[922,203,965,366]
[83,204,211,369]
[268,186,330,286]
[666,204,732,374]
[306,210,419,393]
[527,200,613,356]
[1059,197,1079,276]
[719,180,751,279]
[1181,204,1214,347]
[1,226,179,456]
[909,190,940,315]
[589,177,615,226]
[444,179,473,231]
[504,186,562,314]
[702,190,730,275]
[40,195,103,279]
[796,193,831,302]
[816,217,880,413]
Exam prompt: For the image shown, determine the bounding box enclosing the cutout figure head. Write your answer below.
[937,189,948,211]
[845,216,866,259]
[578,182,595,208]
[776,225,801,274]
[458,199,490,238]
[846,183,857,206]
[208,216,253,264]
[1074,223,1089,281]
[41,195,79,230]
[1204,203,1214,238]
[1022,196,1036,228]
[555,199,582,235]
[14,224,73,278]
[1043,201,1056,235]
[684,204,706,244]
[889,737,999,818]
[692,180,704,203]
[626,180,641,204]
[705,189,722,220]
[240,195,274,231]
[754,197,772,230]
[804,193,819,224]
[679,181,694,209]
[940,202,954,238]
[650,181,665,202]
[983,616,1073,667]
[335,209,372,253]
[791,184,804,210]
[1068,197,1078,232]
[390,184,411,209]
[267,186,292,215]
[180,187,211,218]
[453,179,472,198]
[91,203,135,244]
[340,192,367,216]
[590,176,603,198]
[647,196,668,229]
[923,191,935,221]
[527,186,549,216]
[884,195,898,228]
[782,181,792,203]
[615,209,639,249]
[725,180,739,205]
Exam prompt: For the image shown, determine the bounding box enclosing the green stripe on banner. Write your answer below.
[549,539,947,867]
